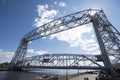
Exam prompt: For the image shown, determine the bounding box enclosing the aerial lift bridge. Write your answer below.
[10,9,120,80]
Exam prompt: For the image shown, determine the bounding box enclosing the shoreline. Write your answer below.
[0,68,9,71]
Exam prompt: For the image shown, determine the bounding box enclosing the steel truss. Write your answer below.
[10,9,120,77]
[15,54,120,70]
[18,54,105,70]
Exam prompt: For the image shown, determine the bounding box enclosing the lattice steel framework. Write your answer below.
[10,9,120,77]
[18,54,105,70]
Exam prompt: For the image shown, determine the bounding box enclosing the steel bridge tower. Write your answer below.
[10,9,120,79]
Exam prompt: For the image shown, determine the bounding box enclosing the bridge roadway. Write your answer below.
[15,54,108,70]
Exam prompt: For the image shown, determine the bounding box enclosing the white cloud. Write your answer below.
[0,49,2,52]
[27,49,34,53]
[27,49,48,56]
[29,41,32,44]
[54,1,57,5]
[50,25,99,52]
[54,1,67,7]
[58,1,67,7]
[34,4,59,27]
[0,49,14,63]
[36,50,48,55]
[0,48,48,63]
[33,4,98,53]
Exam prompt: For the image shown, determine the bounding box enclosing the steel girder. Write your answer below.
[10,9,120,76]
[10,39,28,67]
[15,54,120,70]
[91,11,119,75]
[17,54,105,70]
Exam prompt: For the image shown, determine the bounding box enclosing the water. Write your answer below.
[0,69,78,80]
[33,69,80,75]
[0,70,96,80]
[0,71,45,80]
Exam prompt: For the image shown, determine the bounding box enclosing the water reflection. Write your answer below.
[33,69,79,75]
[0,69,91,80]
[0,71,47,80]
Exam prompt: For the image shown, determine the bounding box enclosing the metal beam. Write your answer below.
[18,66,106,70]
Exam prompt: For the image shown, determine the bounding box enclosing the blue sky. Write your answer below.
[0,0,120,63]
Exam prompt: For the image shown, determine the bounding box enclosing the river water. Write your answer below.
[0,69,80,80]
[0,71,45,80]
[0,69,97,80]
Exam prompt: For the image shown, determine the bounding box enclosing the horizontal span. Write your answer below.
[18,66,107,70]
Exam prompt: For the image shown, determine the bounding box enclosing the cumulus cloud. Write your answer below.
[34,3,99,53]
[34,4,59,27]
[54,1,67,7]
[0,49,14,63]
[50,25,99,52]
[27,49,48,57]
